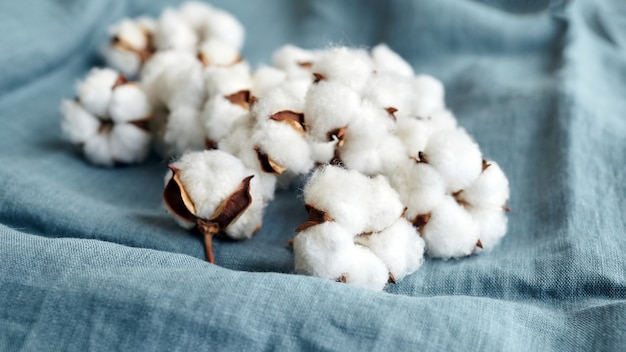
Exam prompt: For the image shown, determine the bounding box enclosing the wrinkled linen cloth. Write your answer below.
[1,0,625,350]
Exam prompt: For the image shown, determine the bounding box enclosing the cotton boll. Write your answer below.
[60,100,101,144]
[198,7,245,50]
[201,95,249,144]
[109,123,152,164]
[421,196,480,259]
[293,221,356,280]
[429,109,457,133]
[251,65,287,98]
[361,73,414,118]
[109,84,152,123]
[157,52,206,109]
[311,47,374,92]
[252,82,307,121]
[303,166,373,233]
[340,134,407,176]
[386,159,446,221]
[170,150,264,239]
[103,46,143,78]
[304,81,361,141]
[103,19,150,77]
[468,207,508,252]
[411,75,445,118]
[178,1,215,32]
[457,161,510,209]
[356,218,425,281]
[82,132,114,167]
[371,44,414,77]
[272,45,319,79]
[395,116,432,157]
[362,174,405,233]
[253,121,314,175]
[198,38,241,67]
[204,61,252,96]
[308,138,337,164]
[161,106,206,156]
[153,9,198,52]
[423,128,482,193]
[344,245,389,291]
[76,67,121,117]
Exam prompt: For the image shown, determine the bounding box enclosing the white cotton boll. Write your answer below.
[458,161,510,209]
[340,134,407,176]
[308,138,337,164]
[469,207,508,252]
[345,101,396,142]
[272,45,319,79]
[253,121,313,175]
[158,52,206,109]
[103,18,155,77]
[60,100,101,144]
[429,109,457,133]
[103,46,142,78]
[252,82,306,121]
[304,81,361,140]
[293,221,356,280]
[362,174,405,233]
[311,47,374,92]
[109,123,151,164]
[422,196,480,259]
[356,218,425,281]
[109,19,149,51]
[172,150,264,239]
[395,116,432,156]
[198,38,241,67]
[411,75,445,118]
[162,106,205,156]
[361,73,414,117]
[178,1,215,32]
[201,95,249,143]
[386,159,446,221]
[251,65,287,98]
[423,128,482,193]
[109,84,151,123]
[76,67,120,117]
[198,7,245,50]
[153,9,198,52]
[82,132,114,167]
[204,61,251,96]
[303,166,372,233]
[345,245,389,291]
[371,44,414,77]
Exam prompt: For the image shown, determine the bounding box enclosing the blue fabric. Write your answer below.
[1,0,625,350]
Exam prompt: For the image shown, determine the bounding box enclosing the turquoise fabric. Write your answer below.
[1,0,625,350]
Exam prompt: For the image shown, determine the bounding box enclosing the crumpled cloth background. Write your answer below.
[1,0,625,350]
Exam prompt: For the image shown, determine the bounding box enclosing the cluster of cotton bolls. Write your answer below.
[59,2,511,291]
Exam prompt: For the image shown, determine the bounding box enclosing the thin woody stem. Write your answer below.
[203,232,215,264]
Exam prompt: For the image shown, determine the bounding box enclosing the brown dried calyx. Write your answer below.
[313,73,325,83]
[270,110,306,137]
[413,151,429,164]
[295,204,334,233]
[385,107,398,121]
[225,90,256,110]
[254,146,287,175]
[163,167,254,263]
[111,35,155,63]
[411,213,431,235]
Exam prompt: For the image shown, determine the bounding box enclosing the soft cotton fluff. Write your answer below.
[422,128,483,193]
[251,66,287,98]
[201,96,250,144]
[253,121,314,175]
[152,8,198,52]
[456,161,510,209]
[204,61,252,97]
[76,68,121,118]
[361,72,415,119]
[370,44,414,77]
[304,81,361,141]
[311,47,374,92]
[410,75,446,118]
[109,84,152,123]
[386,159,447,221]
[421,196,480,259]
[355,218,425,282]
[187,3,245,50]
[160,106,206,157]
[166,150,264,239]
[198,38,241,67]
[272,45,319,79]
[339,133,407,176]
[60,100,101,145]
[103,17,156,77]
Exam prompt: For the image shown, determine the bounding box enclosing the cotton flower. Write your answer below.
[103,17,156,77]
[163,149,264,263]
[61,68,152,166]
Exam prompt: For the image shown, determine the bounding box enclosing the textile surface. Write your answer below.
[1,0,625,350]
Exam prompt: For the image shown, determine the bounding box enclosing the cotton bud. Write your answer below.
[163,150,264,263]
[152,8,198,52]
[355,218,425,283]
[76,68,121,118]
[420,196,480,259]
[198,38,241,67]
[420,128,483,193]
[410,75,445,118]
[370,44,414,77]
[311,47,374,92]
[103,18,156,77]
